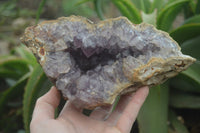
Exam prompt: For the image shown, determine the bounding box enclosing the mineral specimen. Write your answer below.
[21,16,195,109]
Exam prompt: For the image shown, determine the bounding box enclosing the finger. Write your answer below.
[106,93,134,125]
[59,100,85,119]
[116,86,149,133]
[59,100,83,114]
[58,101,107,132]
[32,86,60,122]
[89,105,113,121]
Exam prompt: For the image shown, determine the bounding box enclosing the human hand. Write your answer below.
[30,86,149,133]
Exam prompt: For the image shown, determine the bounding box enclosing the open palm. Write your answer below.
[30,86,149,133]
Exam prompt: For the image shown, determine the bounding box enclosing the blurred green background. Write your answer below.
[0,0,200,133]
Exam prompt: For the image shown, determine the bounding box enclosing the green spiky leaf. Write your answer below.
[183,15,200,25]
[35,0,46,24]
[112,0,142,24]
[137,84,169,133]
[0,73,29,114]
[196,0,200,14]
[181,36,200,60]
[170,23,200,44]
[23,64,52,132]
[157,0,189,31]
[169,89,200,108]
[94,0,105,20]
[0,57,30,79]
[150,0,167,13]
[12,45,37,66]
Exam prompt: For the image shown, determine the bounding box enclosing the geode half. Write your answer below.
[21,16,195,109]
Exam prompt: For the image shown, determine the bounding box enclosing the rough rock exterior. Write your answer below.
[21,16,196,109]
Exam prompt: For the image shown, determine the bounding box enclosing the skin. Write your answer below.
[30,86,149,133]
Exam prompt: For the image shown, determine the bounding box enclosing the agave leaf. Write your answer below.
[142,0,151,13]
[120,0,142,23]
[94,0,105,20]
[12,45,37,66]
[137,84,169,133]
[62,0,95,17]
[169,88,200,108]
[196,0,200,14]
[75,0,94,6]
[0,67,21,79]
[0,55,16,60]
[150,0,167,13]
[0,57,30,79]
[35,0,46,24]
[181,36,200,60]
[130,0,141,10]
[187,0,198,14]
[0,56,26,64]
[23,64,52,132]
[112,0,142,24]
[0,57,29,71]
[0,73,29,114]
[182,15,200,25]
[170,72,200,93]
[181,64,200,88]
[131,0,151,13]
[170,23,200,44]
[157,0,189,31]
[168,110,189,133]
[0,78,8,91]
[111,0,134,21]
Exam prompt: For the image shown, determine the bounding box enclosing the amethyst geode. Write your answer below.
[21,16,195,109]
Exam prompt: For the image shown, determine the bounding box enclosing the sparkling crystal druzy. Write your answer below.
[21,16,196,109]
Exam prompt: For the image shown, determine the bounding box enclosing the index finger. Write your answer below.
[31,86,61,123]
[116,86,149,133]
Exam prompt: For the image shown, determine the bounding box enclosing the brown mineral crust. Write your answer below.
[131,57,193,85]
[39,47,45,56]
[21,15,196,109]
